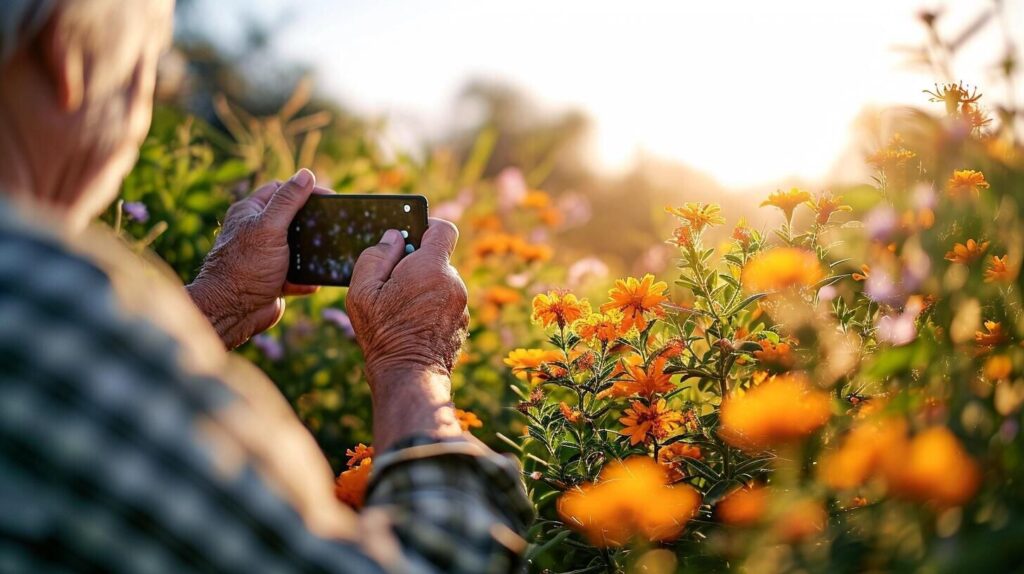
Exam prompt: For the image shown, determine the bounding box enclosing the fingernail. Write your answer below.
[381,229,402,244]
[291,168,314,188]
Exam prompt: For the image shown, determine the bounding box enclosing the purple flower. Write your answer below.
[567,257,609,288]
[252,334,284,361]
[865,268,903,305]
[123,201,149,223]
[322,308,355,338]
[864,206,897,243]
[496,167,527,210]
[817,285,838,302]
[876,312,917,346]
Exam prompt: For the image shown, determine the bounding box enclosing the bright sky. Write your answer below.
[188,0,1022,189]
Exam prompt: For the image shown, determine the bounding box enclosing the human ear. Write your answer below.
[35,15,85,112]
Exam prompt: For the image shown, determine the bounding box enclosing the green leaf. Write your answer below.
[724,292,768,316]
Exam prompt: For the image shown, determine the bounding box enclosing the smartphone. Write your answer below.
[287,194,429,287]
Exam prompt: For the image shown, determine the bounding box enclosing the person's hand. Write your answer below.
[346,218,469,449]
[188,169,320,349]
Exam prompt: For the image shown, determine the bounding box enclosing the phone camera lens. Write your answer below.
[403,204,411,213]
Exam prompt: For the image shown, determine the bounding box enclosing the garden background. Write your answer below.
[109,1,1024,572]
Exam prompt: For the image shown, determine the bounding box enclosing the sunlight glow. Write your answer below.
[215,0,1021,189]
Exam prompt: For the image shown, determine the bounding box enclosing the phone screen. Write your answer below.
[287,194,428,286]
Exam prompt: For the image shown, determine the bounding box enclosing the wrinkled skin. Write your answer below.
[188,170,320,349]
[346,219,470,382]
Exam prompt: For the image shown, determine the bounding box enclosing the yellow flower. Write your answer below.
[719,373,831,452]
[975,320,1009,348]
[820,417,907,490]
[716,485,768,526]
[665,202,725,233]
[761,188,811,221]
[504,348,565,384]
[619,398,684,446]
[866,134,916,172]
[806,191,852,225]
[532,291,590,329]
[984,255,1015,283]
[557,457,701,547]
[601,274,669,332]
[471,232,518,258]
[455,408,483,431]
[947,169,990,198]
[741,248,824,293]
[345,443,374,467]
[335,458,373,509]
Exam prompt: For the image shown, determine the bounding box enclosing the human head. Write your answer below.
[0,0,174,231]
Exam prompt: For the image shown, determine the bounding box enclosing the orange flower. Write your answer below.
[984,255,1015,283]
[732,218,753,247]
[345,443,374,467]
[665,202,725,233]
[601,274,669,332]
[472,232,518,257]
[479,286,522,323]
[335,458,373,509]
[532,291,590,329]
[775,500,827,543]
[753,340,796,371]
[975,320,1009,348]
[658,442,702,482]
[512,238,554,263]
[866,134,916,172]
[851,264,870,282]
[504,348,564,384]
[560,401,583,424]
[520,189,552,209]
[670,224,695,248]
[716,485,768,526]
[719,373,831,452]
[820,417,908,490]
[621,356,675,398]
[883,427,980,507]
[741,248,824,293]
[455,408,483,431]
[806,192,851,225]
[619,399,684,446]
[557,457,701,547]
[947,169,990,198]
[577,310,626,345]
[761,188,811,221]
[944,239,990,264]
[984,354,1013,380]
[657,338,687,359]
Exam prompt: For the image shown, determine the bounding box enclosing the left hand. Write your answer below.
[188,168,321,349]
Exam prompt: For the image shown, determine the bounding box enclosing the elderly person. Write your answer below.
[0,1,531,572]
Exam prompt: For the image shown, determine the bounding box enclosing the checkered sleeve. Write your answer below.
[0,217,533,574]
[365,437,534,574]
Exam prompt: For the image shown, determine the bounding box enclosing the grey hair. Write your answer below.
[0,0,58,63]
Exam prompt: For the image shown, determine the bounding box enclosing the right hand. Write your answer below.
[345,218,469,449]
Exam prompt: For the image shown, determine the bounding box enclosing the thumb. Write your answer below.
[262,168,316,227]
[350,229,406,294]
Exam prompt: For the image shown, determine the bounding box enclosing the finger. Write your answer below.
[262,168,316,227]
[350,229,406,292]
[249,298,286,336]
[312,185,335,196]
[418,218,460,262]
[248,181,283,209]
[283,282,320,296]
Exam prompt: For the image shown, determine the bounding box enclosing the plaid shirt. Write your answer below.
[0,199,532,573]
